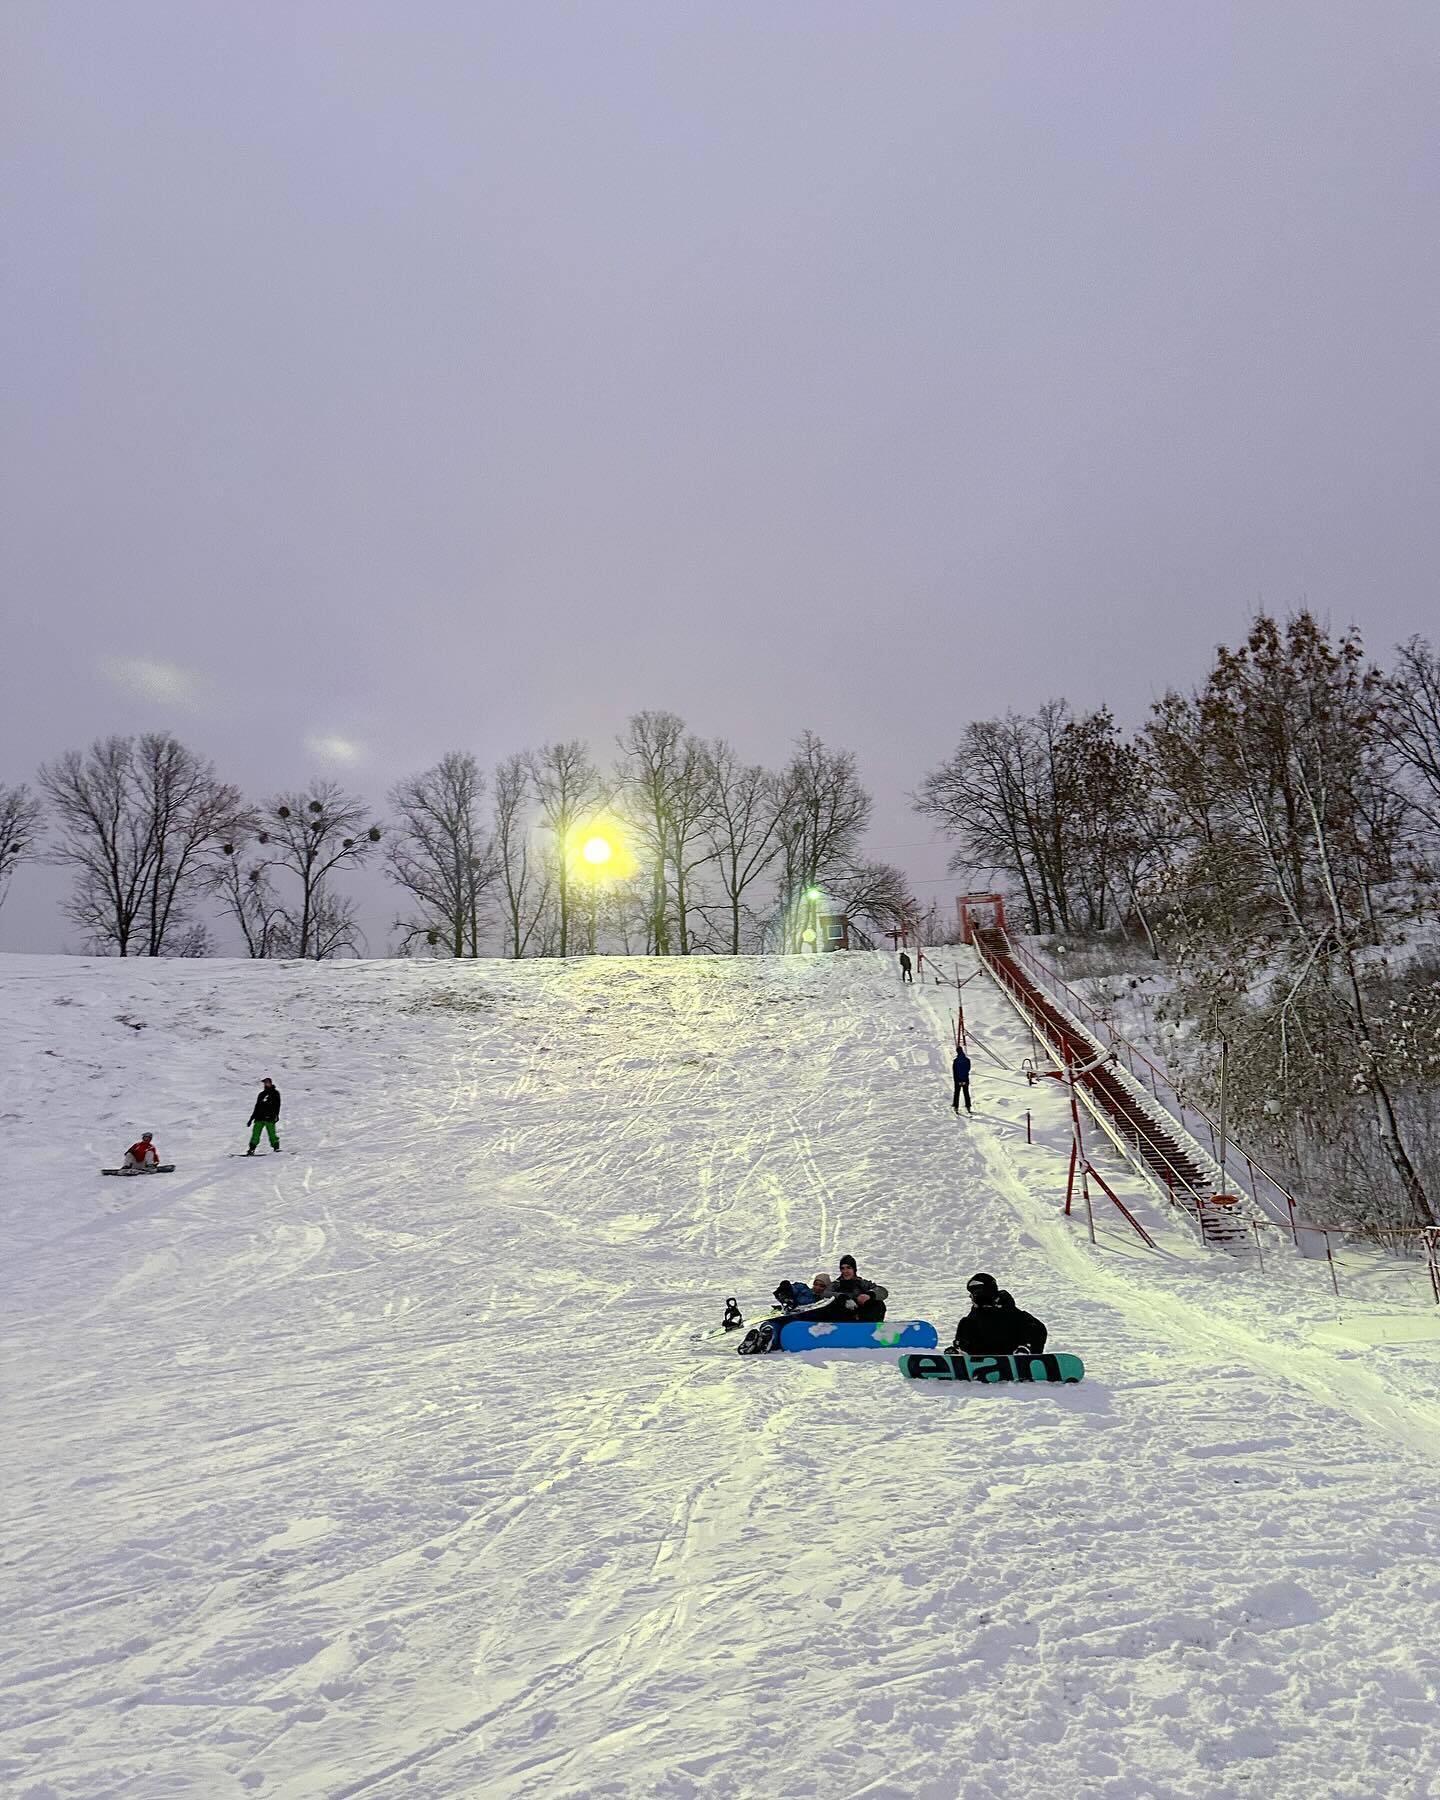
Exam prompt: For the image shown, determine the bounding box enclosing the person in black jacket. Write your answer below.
[947,1271,1047,1355]
[951,1048,972,1114]
[246,1077,282,1155]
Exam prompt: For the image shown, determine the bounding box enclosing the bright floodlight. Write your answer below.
[805,886,823,901]
[582,836,614,866]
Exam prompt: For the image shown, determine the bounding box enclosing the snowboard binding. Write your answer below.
[721,1296,744,1331]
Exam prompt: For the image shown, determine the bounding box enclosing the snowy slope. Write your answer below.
[2,950,1438,1800]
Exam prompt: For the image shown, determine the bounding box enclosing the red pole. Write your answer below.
[1086,1165,1156,1248]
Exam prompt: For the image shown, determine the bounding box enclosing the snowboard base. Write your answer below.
[101,1165,176,1175]
[900,1351,1084,1384]
[740,1318,938,1355]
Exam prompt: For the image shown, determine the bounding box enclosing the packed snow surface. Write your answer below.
[3,949,1439,1800]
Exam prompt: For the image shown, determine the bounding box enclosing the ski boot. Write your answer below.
[736,1320,778,1356]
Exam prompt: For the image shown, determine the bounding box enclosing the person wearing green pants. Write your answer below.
[246,1076,282,1154]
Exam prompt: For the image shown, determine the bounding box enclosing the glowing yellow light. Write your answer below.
[581,836,614,866]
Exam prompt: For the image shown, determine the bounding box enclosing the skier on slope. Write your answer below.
[245,1077,282,1155]
[946,1272,1047,1355]
[899,951,913,984]
[951,1046,972,1115]
[121,1131,162,1174]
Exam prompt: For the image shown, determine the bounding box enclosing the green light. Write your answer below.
[805,887,823,902]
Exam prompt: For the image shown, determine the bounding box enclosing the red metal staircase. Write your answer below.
[974,929,1250,1247]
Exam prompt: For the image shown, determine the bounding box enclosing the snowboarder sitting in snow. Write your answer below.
[773,1278,815,1310]
[799,1255,887,1323]
[773,1271,835,1310]
[122,1131,161,1174]
[246,1077,282,1155]
[946,1272,1047,1355]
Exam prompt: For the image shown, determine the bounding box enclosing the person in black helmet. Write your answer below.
[946,1272,1047,1355]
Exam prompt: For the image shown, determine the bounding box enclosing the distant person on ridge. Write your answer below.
[946,1272,1047,1356]
[952,1046,972,1115]
[899,951,913,984]
[245,1077,282,1155]
[122,1131,161,1173]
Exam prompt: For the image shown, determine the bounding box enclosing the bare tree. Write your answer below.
[528,740,605,956]
[39,734,246,955]
[1383,636,1440,845]
[387,751,495,956]
[616,711,684,954]
[210,833,290,958]
[702,742,783,955]
[916,703,1141,937]
[0,783,45,916]
[664,734,716,954]
[302,887,366,960]
[614,713,719,954]
[774,732,873,950]
[836,859,918,948]
[256,782,381,959]
[492,753,554,958]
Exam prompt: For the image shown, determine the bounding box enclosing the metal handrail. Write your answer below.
[972,933,1221,1233]
[999,933,1303,1239]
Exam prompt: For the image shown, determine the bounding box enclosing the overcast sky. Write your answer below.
[3,2,1437,951]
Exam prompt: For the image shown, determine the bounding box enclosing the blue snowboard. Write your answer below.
[773,1318,938,1353]
[900,1351,1084,1384]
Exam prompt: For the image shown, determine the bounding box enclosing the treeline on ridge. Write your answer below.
[0,721,914,963]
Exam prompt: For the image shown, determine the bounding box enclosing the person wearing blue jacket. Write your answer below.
[951,1047,972,1114]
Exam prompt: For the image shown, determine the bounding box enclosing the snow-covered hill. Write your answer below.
[3,950,1438,1800]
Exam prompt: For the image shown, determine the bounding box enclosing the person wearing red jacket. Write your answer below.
[122,1132,161,1173]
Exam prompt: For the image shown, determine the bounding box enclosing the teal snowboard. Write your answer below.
[900,1351,1084,1384]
